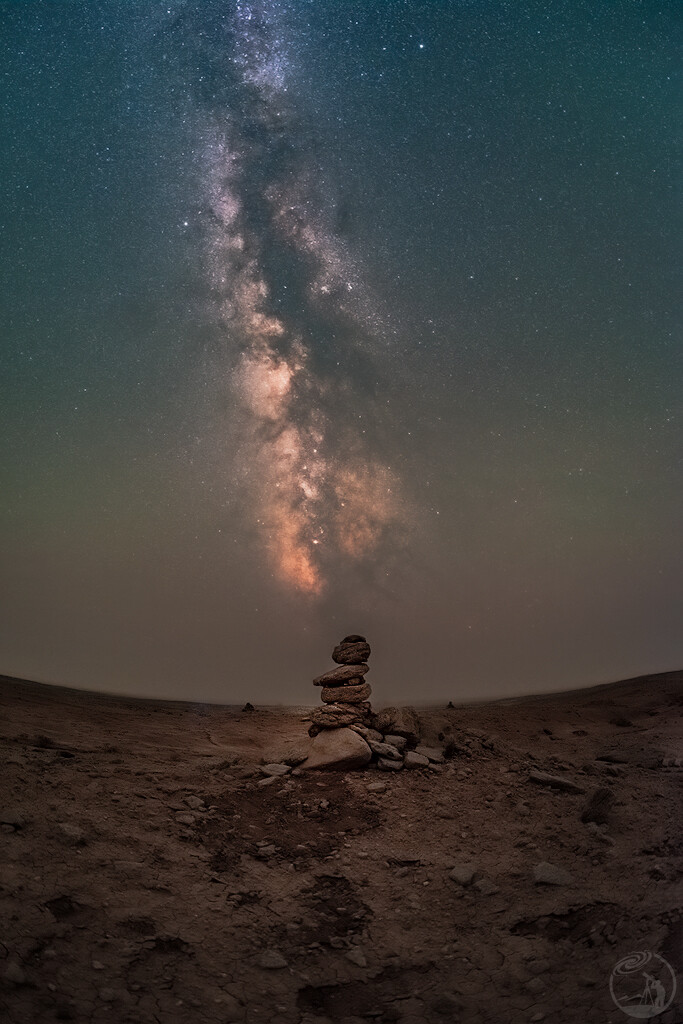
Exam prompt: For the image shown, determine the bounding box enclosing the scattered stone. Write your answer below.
[313,664,370,685]
[533,861,574,886]
[448,863,477,886]
[175,813,197,826]
[345,948,367,967]
[383,734,407,752]
[184,795,205,810]
[2,962,26,986]
[257,949,288,970]
[350,725,384,743]
[581,787,615,825]
[368,740,402,761]
[0,810,27,829]
[366,782,387,793]
[260,763,292,777]
[377,757,403,772]
[257,776,281,788]
[415,745,445,764]
[302,728,372,770]
[474,877,499,896]
[528,771,586,794]
[404,751,430,769]
[321,681,372,704]
[57,822,86,844]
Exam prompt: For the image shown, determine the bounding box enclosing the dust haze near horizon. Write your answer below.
[1,1,681,706]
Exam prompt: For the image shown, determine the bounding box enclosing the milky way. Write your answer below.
[188,2,406,595]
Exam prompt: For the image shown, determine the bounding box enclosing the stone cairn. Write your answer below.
[308,634,373,737]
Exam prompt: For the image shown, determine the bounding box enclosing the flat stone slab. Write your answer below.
[302,728,372,770]
[321,681,372,704]
[332,641,371,665]
[314,664,370,685]
[528,771,585,794]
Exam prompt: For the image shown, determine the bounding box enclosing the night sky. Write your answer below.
[1,1,681,704]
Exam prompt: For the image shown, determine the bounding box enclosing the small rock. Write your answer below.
[366,782,387,793]
[368,740,402,761]
[350,725,384,743]
[581,787,615,825]
[184,795,205,810]
[404,751,430,769]
[383,734,407,752]
[377,757,403,772]
[2,962,26,986]
[257,776,280,788]
[448,863,477,886]
[0,810,27,829]
[345,948,367,967]
[260,763,292,777]
[257,949,288,970]
[528,771,585,794]
[242,702,255,712]
[175,813,197,826]
[415,745,445,764]
[474,877,499,896]
[57,823,86,844]
[533,861,574,886]
[92,960,105,970]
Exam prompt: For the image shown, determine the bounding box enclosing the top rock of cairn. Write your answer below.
[332,637,371,665]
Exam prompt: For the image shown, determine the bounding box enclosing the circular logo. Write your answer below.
[610,951,677,1018]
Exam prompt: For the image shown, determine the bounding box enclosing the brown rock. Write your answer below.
[373,706,421,744]
[313,664,369,686]
[302,728,372,770]
[332,641,371,665]
[321,682,372,705]
[342,634,366,643]
[310,704,369,729]
[581,787,615,825]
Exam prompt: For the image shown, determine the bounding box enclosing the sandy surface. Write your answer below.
[0,671,681,1024]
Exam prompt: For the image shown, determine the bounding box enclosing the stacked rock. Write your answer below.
[308,634,373,737]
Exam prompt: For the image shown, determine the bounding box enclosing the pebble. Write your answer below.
[257,949,288,969]
[377,758,403,772]
[260,763,292,777]
[345,948,367,967]
[404,751,430,769]
[0,810,27,828]
[448,863,477,886]
[368,740,402,761]
[415,745,445,763]
[2,962,26,986]
[57,822,86,844]
[184,795,205,809]
[528,771,585,794]
[533,861,574,886]
[175,813,197,826]
[366,782,387,793]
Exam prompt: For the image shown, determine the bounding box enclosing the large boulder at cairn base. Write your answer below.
[302,728,372,770]
[321,681,372,705]
[373,707,421,744]
[313,664,369,685]
[332,641,371,665]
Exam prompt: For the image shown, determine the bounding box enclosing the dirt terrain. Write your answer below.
[0,671,681,1024]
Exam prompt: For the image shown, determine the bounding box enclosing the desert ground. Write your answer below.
[0,670,681,1024]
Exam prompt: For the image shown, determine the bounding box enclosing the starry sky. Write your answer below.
[1,0,681,704]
